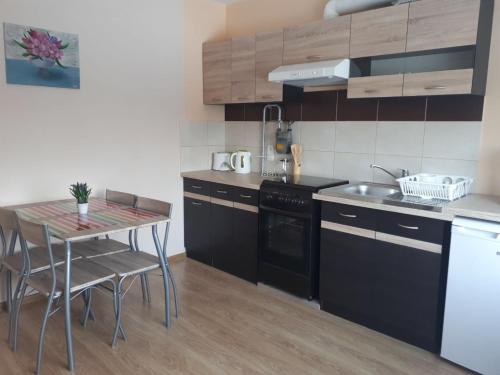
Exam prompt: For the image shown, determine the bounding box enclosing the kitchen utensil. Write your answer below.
[397,174,473,201]
[291,144,303,176]
[276,126,292,155]
[230,151,252,174]
[212,152,232,171]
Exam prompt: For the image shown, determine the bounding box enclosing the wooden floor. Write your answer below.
[0,258,471,375]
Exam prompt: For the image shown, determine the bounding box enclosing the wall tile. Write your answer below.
[301,151,334,178]
[225,121,246,146]
[225,104,245,121]
[291,122,301,145]
[336,122,377,154]
[180,121,207,147]
[243,121,262,148]
[207,122,226,146]
[180,146,210,172]
[334,152,374,182]
[421,158,478,178]
[378,97,427,122]
[376,122,425,157]
[337,90,378,121]
[426,95,484,122]
[423,122,482,161]
[302,91,337,121]
[373,155,422,185]
[300,122,335,151]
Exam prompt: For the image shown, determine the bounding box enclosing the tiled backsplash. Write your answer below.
[225,121,482,185]
[179,120,225,172]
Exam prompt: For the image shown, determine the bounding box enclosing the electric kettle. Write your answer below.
[230,151,252,174]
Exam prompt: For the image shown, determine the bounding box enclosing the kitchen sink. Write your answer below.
[335,183,401,198]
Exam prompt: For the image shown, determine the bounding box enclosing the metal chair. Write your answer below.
[11,216,121,375]
[90,196,178,346]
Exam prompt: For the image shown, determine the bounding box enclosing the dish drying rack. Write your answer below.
[397,174,473,201]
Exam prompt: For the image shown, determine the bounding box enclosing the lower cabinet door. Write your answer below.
[320,229,377,325]
[184,198,211,266]
[211,203,234,274]
[231,208,258,283]
[372,241,444,353]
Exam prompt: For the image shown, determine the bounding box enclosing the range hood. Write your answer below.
[268,59,350,88]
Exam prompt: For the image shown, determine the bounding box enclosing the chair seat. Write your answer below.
[72,239,130,259]
[91,251,160,278]
[1,243,84,274]
[26,259,116,297]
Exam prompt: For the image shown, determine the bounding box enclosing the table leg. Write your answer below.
[64,241,75,371]
[152,225,171,328]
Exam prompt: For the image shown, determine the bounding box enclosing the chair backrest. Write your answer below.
[0,207,17,232]
[136,197,172,218]
[106,189,136,206]
[17,217,50,248]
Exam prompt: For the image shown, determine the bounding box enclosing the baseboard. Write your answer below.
[169,252,186,263]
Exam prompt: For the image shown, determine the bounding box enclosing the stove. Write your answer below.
[258,176,348,299]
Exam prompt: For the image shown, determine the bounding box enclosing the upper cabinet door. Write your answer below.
[284,16,351,65]
[255,30,284,103]
[350,4,409,58]
[231,36,256,104]
[406,0,481,53]
[203,41,231,105]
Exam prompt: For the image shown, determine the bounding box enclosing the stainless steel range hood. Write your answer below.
[268,59,350,88]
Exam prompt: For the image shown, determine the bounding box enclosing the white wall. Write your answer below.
[0,0,185,271]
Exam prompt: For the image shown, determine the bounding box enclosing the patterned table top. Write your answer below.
[9,198,169,241]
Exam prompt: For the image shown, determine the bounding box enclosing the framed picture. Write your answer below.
[3,23,80,89]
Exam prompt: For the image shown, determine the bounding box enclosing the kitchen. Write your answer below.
[0,0,500,374]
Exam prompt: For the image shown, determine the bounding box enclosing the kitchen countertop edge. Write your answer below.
[181,170,265,190]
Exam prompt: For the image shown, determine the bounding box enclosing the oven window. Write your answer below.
[260,211,309,275]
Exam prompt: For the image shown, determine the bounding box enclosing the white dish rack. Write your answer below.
[397,174,473,201]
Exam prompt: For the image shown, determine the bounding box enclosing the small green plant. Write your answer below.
[69,182,92,204]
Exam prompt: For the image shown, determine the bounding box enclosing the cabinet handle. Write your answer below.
[191,202,203,206]
[217,190,228,194]
[191,185,203,190]
[398,224,420,231]
[261,95,275,100]
[240,194,252,199]
[424,86,446,90]
[364,89,378,94]
[307,55,322,61]
[339,212,357,219]
[237,97,249,101]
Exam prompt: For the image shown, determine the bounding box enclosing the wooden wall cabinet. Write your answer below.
[255,31,284,103]
[231,36,256,104]
[348,74,404,99]
[406,0,481,53]
[403,69,474,97]
[283,16,351,65]
[350,4,409,58]
[203,41,231,105]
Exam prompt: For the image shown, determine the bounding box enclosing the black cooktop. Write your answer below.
[262,175,348,192]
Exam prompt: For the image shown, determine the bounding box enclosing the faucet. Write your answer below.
[370,164,410,180]
[261,104,283,176]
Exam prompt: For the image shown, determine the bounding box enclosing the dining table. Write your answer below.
[5,197,172,372]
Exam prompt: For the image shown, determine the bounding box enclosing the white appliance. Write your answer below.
[230,151,251,174]
[268,59,350,88]
[212,152,231,171]
[441,217,500,375]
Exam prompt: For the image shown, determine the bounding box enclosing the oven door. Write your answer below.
[259,206,311,276]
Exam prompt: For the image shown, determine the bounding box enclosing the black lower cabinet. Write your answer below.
[232,209,258,283]
[211,204,234,274]
[320,229,377,328]
[320,228,444,353]
[184,198,211,266]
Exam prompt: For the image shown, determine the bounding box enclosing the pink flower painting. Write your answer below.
[15,28,68,68]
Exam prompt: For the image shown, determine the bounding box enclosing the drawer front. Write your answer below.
[377,211,447,245]
[322,202,377,231]
[234,187,259,207]
[184,178,211,196]
[403,69,473,96]
[211,183,236,201]
[348,74,404,99]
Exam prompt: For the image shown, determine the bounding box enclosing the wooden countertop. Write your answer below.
[181,170,266,190]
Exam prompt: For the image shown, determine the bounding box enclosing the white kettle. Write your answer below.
[230,151,252,174]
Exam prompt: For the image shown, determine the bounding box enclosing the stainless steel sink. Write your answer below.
[335,183,401,198]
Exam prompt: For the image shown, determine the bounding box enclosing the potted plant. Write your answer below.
[70,182,92,215]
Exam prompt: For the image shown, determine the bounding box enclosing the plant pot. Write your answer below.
[77,203,89,215]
